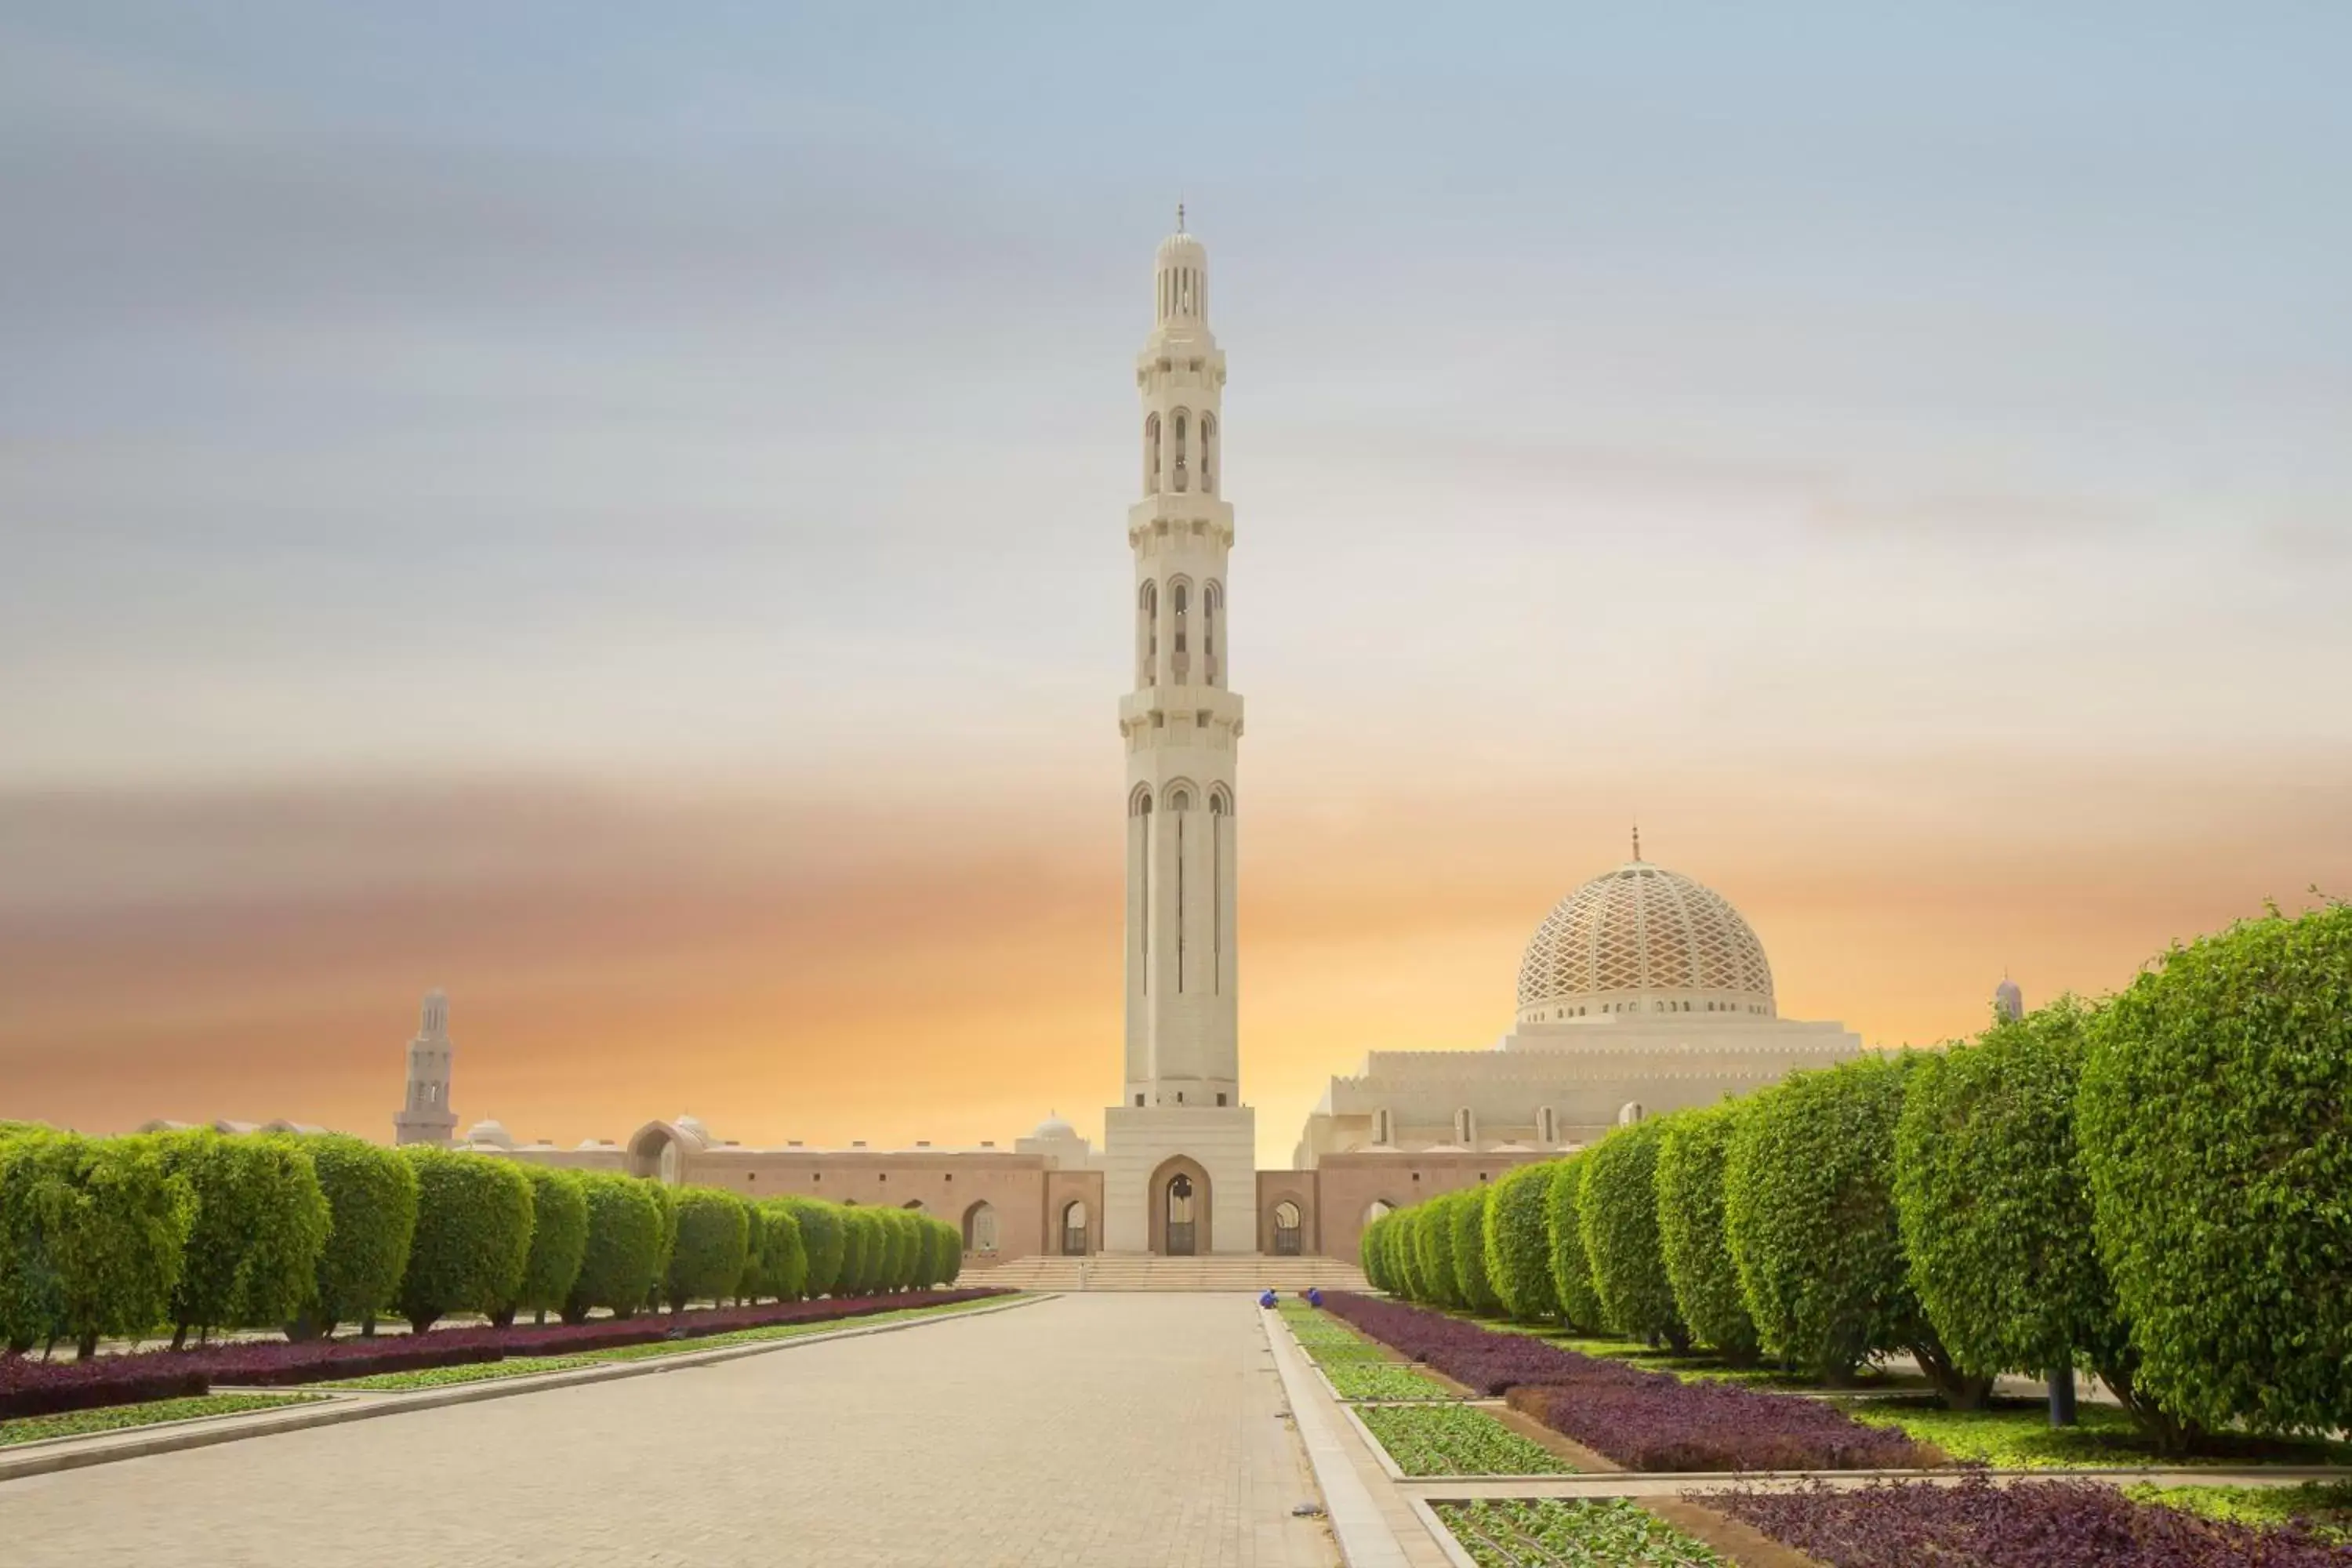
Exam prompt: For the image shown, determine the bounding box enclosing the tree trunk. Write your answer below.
[1910,1339,1995,1410]
[170,1323,188,1352]
[76,1330,100,1360]
[2101,1361,2203,1457]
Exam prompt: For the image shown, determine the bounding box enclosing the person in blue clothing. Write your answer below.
[1259,1288,1278,1307]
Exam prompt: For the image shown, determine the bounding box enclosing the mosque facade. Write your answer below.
[380,219,1867,1264]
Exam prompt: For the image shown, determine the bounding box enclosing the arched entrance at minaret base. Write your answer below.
[1146,1155,1213,1256]
[1099,1102,1259,1254]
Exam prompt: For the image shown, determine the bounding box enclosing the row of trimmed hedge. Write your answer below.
[1363,899,2352,1449]
[0,1127,964,1355]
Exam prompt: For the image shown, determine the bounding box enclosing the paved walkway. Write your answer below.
[0,1295,1338,1568]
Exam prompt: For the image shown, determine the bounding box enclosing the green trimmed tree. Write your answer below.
[395,1147,535,1332]
[1394,1206,1431,1301]
[1578,1119,1688,1350]
[1361,1214,1393,1293]
[562,1173,666,1323]
[755,1201,809,1300]
[736,1201,767,1302]
[1413,1193,1464,1307]
[292,1134,418,1338]
[838,1207,876,1295]
[1896,996,2185,1443]
[1654,1101,1759,1362]
[928,1217,962,1287]
[0,1132,196,1358]
[663,1187,750,1310]
[2079,902,2352,1436]
[1483,1164,1561,1322]
[1543,1153,1604,1333]
[1725,1055,1987,1404]
[154,1130,329,1348]
[1449,1185,1501,1312]
[497,1166,588,1326]
[883,1209,920,1290]
[781,1196,846,1297]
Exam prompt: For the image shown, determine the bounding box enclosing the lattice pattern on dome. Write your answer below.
[1515,862,1776,1014]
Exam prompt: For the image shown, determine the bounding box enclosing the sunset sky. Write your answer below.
[4,5,2348,1167]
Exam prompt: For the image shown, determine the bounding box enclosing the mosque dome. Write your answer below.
[673,1116,714,1147]
[1515,851,1776,1024]
[1032,1113,1076,1139]
[464,1119,514,1149]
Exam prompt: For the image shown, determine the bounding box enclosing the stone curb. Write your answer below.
[0,1293,1048,1486]
[1264,1312,1415,1568]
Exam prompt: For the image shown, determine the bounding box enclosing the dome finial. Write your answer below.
[1176,199,1185,233]
[1632,822,1642,862]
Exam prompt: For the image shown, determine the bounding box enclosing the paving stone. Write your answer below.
[0,1294,1338,1568]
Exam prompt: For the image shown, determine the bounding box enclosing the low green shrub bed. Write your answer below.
[2126,1483,2352,1542]
[1321,1360,1460,1402]
[1355,1404,1574,1476]
[318,1355,602,1391]
[0,1392,325,1448]
[1432,1498,1722,1566]
[1846,1397,2352,1471]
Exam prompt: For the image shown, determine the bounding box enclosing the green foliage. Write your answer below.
[154,1131,330,1343]
[1653,1101,1759,1362]
[1433,1498,1726,1568]
[2079,901,2352,1436]
[838,1207,876,1294]
[880,1209,918,1290]
[0,1393,325,1449]
[394,1147,535,1332]
[1450,1186,1501,1313]
[1894,996,2157,1430]
[1482,1163,1561,1323]
[1360,1214,1392,1291]
[662,1187,750,1309]
[296,1134,418,1333]
[0,1132,195,1355]
[1577,1118,1687,1350]
[1414,1194,1465,1308]
[1392,1208,1430,1301]
[504,1166,589,1320]
[929,1216,962,1286]
[1542,1154,1604,1333]
[1722,1055,1981,1404]
[736,1201,766,1301]
[563,1173,666,1322]
[780,1197,846,1296]
[749,1201,808,1301]
[1354,1403,1575,1476]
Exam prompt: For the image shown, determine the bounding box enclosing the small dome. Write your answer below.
[1032,1113,1076,1139]
[673,1115,713,1145]
[1994,977,2024,1022]
[1517,855,1775,1019]
[465,1119,514,1149]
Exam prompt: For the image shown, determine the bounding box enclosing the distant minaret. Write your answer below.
[393,989,458,1146]
[1121,207,1242,1112]
[1994,975,2024,1024]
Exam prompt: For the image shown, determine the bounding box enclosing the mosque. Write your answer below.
[376,217,1867,1265]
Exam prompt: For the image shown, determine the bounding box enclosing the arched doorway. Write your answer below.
[1272,1200,1302,1256]
[1061,1200,1089,1256]
[962,1200,999,1256]
[625,1125,683,1185]
[1363,1199,1397,1226]
[1147,1156,1212,1255]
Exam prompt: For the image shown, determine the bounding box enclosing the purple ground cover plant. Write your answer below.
[1320,1291,1933,1472]
[1704,1475,2352,1567]
[0,1288,1007,1418]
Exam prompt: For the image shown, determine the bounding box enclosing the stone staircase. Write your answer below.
[965,1254,1367,1293]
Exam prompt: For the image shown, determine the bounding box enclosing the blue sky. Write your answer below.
[3,3,2347,1152]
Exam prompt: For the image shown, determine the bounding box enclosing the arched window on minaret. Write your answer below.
[1143,412,1161,495]
[1202,581,1221,686]
[1171,581,1190,682]
[1171,409,1189,493]
[1209,786,1230,993]
[1137,581,1159,686]
[1169,786,1192,993]
[1131,785,1154,991]
[1200,412,1217,494]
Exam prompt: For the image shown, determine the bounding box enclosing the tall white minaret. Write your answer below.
[393,989,458,1147]
[1103,212,1257,1256]
[1121,207,1243,1112]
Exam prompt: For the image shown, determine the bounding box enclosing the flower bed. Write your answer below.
[1433,1499,1725,1566]
[1322,1360,1461,1402]
[1319,1291,1932,1473]
[1704,1475,2352,1567]
[0,1289,1009,1418]
[0,1392,325,1448]
[1355,1404,1574,1476]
